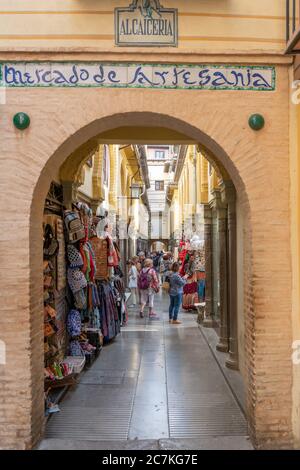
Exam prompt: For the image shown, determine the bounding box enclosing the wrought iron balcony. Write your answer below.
[286,0,300,53]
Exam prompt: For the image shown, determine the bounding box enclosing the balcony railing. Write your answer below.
[286,0,300,53]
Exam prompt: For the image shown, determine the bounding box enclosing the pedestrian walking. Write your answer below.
[138,251,146,269]
[160,252,173,283]
[153,251,163,284]
[138,258,160,319]
[128,260,138,308]
[136,253,145,306]
[168,262,188,325]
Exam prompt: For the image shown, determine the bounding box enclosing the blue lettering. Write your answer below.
[129,66,158,86]
[230,71,247,87]
[80,69,89,81]
[247,69,252,86]
[35,69,45,84]
[212,72,232,87]
[42,71,53,83]
[93,66,105,84]
[52,70,70,85]
[252,72,272,89]
[182,71,197,86]
[23,72,35,85]
[198,69,211,86]
[4,66,26,85]
[69,65,79,85]
[172,68,186,86]
[108,70,120,83]
[154,70,169,86]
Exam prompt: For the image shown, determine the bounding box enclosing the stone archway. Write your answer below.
[0,79,293,449]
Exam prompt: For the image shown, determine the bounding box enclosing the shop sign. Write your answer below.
[115,1,178,47]
[0,63,276,91]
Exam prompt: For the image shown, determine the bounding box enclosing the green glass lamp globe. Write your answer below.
[13,112,31,130]
[249,114,265,131]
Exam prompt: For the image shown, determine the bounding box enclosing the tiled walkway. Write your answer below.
[39,293,252,450]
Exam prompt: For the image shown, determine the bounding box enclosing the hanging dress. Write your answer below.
[182,260,199,311]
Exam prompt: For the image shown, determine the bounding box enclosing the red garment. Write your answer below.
[89,247,95,281]
[183,281,198,294]
[80,244,88,274]
[182,272,199,310]
[179,252,189,277]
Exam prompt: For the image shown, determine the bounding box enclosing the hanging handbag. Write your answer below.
[43,224,59,259]
[73,289,87,310]
[67,245,84,268]
[67,268,88,293]
[67,309,82,337]
[64,210,85,244]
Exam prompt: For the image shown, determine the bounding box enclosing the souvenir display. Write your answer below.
[43,199,126,416]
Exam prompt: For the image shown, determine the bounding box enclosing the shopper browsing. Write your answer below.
[138,258,160,319]
[169,262,188,325]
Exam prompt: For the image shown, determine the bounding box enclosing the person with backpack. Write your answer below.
[168,262,188,324]
[138,258,160,319]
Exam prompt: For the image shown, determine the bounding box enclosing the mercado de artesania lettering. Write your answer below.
[0,0,300,454]
[1,63,275,90]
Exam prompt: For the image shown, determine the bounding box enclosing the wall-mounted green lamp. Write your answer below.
[13,112,30,130]
[249,114,265,131]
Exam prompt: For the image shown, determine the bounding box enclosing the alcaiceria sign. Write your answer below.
[115,0,178,47]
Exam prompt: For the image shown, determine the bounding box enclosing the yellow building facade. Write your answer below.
[0,0,299,450]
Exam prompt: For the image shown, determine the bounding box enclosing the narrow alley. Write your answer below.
[39,293,251,451]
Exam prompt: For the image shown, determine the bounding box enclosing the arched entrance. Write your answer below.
[0,87,293,449]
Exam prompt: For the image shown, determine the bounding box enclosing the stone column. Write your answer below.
[216,191,229,352]
[203,204,214,327]
[62,181,80,209]
[224,182,239,370]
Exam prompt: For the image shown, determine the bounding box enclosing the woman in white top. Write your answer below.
[128,260,138,307]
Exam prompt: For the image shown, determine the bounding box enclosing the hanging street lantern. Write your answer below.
[130,183,142,200]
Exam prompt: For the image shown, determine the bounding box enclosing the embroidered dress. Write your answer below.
[182,261,199,310]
